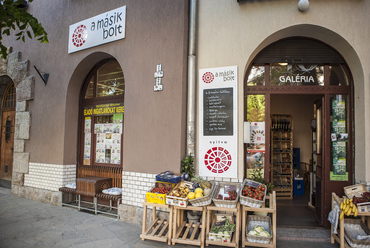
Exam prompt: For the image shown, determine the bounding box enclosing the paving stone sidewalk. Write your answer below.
[0,187,338,248]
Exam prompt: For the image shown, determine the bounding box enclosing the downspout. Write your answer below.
[186,0,197,156]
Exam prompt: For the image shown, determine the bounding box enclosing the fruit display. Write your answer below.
[242,184,265,201]
[340,198,358,219]
[352,191,370,204]
[150,187,171,195]
[217,190,237,201]
[169,185,189,198]
[187,176,212,199]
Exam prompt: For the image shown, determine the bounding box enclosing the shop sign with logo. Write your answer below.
[198,66,238,178]
[68,6,126,53]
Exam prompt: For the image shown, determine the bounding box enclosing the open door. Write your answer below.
[314,97,324,225]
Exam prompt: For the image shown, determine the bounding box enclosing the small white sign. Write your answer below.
[68,6,126,53]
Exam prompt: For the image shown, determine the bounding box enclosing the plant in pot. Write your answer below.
[180,154,195,180]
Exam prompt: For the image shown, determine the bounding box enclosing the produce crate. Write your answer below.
[344,183,368,199]
[189,181,217,207]
[344,219,370,248]
[246,215,273,244]
[156,171,188,184]
[357,202,370,214]
[208,214,235,243]
[240,179,267,208]
[212,182,241,208]
[166,181,191,207]
[146,181,175,205]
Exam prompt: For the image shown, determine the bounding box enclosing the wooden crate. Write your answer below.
[344,183,368,199]
[76,176,112,197]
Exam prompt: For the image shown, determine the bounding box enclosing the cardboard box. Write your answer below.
[344,183,368,199]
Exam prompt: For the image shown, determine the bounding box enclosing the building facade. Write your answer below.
[0,0,369,228]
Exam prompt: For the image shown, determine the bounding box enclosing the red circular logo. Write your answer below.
[202,72,214,84]
[204,147,232,174]
[72,25,87,47]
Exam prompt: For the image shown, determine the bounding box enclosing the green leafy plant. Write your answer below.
[249,169,274,195]
[0,0,49,59]
[180,154,195,180]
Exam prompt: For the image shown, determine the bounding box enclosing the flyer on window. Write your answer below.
[96,152,105,163]
[84,133,91,146]
[85,117,91,133]
[111,153,121,164]
[113,123,122,134]
[113,113,123,124]
[94,124,102,134]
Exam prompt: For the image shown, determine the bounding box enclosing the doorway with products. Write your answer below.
[244,37,353,228]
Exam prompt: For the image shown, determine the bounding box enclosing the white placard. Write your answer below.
[68,6,126,53]
[199,66,238,178]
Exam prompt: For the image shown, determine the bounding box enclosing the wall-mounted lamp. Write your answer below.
[298,0,309,12]
[34,66,49,85]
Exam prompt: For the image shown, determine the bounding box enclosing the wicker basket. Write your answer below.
[189,181,217,207]
[246,215,272,244]
[212,182,242,208]
[240,179,267,208]
[344,219,370,248]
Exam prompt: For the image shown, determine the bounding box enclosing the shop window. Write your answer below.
[80,60,124,167]
[329,65,349,86]
[96,61,124,97]
[270,64,324,86]
[245,95,266,178]
[247,66,265,86]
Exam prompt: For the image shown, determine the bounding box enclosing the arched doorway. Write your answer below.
[77,59,124,187]
[0,79,16,187]
[244,37,353,227]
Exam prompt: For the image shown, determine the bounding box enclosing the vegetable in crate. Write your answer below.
[248,225,270,237]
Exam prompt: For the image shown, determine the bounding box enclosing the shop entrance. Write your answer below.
[0,82,16,187]
[244,37,353,228]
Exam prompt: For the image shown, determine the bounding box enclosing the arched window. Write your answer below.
[79,60,124,168]
[2,82,16,109]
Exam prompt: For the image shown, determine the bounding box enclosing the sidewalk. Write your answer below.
[0,187,338,248]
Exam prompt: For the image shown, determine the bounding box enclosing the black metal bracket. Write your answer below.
[34,66,49,85]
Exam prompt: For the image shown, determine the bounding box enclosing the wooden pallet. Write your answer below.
[140,202,173,245]
[172,205,206,248]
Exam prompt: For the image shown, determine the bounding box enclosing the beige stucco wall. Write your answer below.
[2,0,189,174]
[197,0,369,182]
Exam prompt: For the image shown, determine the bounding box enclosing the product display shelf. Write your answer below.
[205,203,241,248]
[271,114,293,199]
[331,192,370,248]
[241,191,276,248]
[140,201,173,245]
[171,204,206,248]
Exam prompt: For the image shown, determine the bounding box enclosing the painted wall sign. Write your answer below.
[199,66,238,178]
[68,6,126,53]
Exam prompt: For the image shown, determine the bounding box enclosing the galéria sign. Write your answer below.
[279,75,315,83]
[68,6,126,53]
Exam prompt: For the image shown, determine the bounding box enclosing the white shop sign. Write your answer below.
[68,6,126,53]
[198,66,238,178]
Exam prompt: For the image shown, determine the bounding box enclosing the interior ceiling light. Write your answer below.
[298,0,309,12]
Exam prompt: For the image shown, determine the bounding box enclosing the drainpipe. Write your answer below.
[186,0,197,157]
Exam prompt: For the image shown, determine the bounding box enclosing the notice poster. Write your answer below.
[250,122,265,144]
[113,123,122,134]
[85,117,91,133]
[94,124,102,134]
[103,124,113,133]
[199,66,238,178]
[112,133,121,145]
[111,153,120,164]
[113,113,123,124]
[85,133,91,146]
[330,141,348,181]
